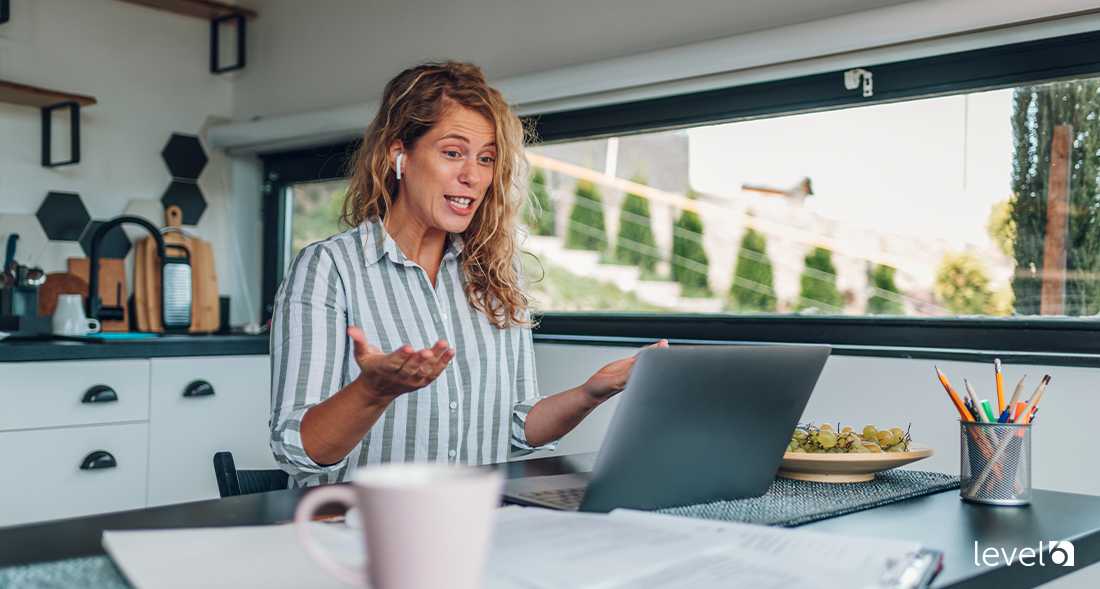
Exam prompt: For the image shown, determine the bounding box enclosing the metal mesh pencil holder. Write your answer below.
[960,420,1032,505]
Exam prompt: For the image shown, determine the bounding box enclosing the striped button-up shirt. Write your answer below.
[270,218,555,486]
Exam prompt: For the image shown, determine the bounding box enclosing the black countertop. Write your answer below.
[0,334,270,362]
[1,452,1098,588]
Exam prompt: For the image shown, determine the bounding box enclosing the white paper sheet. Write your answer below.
[103,508,923,589]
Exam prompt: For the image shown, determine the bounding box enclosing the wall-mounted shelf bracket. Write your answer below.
[42,102,81,167]
[0,80,96,168]
[210,13,245,73]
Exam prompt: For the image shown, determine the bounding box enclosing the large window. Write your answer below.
[261,29,1100,361]
[526,79,1099,319]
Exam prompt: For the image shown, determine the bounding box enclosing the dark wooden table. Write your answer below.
[1,452,1097,589]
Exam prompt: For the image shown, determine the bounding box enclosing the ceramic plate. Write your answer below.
[777,443,934,483]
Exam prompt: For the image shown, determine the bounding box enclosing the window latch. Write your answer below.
[844,68,873,97]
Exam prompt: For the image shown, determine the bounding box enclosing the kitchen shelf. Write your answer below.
[0,80,97,108]
[116,0,256,20]
[0,80,96,167]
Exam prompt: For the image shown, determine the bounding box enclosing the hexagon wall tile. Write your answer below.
[37,192,90,241]
[161,181,207,226]
[80,221,132,259]
[122,198,167,243]
[0,214,49,267]
[162,134,208,180]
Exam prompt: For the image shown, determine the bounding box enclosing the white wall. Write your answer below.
[531,344,1100,498]
[228,0,909,121]
[0,0,261,326]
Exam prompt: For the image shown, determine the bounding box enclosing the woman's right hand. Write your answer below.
[348,326,456,405]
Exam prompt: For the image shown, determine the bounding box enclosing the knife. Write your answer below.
[3,233,17,269]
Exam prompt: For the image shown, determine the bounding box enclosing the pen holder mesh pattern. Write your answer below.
[960,420,1031,505]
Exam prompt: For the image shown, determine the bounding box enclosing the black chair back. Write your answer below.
[213,452,289,498]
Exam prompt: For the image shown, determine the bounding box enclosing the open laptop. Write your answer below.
[504,344,831,512]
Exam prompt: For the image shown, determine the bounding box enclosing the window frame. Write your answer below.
[259,28,1100,363]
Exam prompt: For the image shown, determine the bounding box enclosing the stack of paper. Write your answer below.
[103,508,930,589]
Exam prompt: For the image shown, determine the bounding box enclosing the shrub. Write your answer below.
[866,264,904,315]
[730,228,776,312]
[564,180,607,252]
[798,247,844,312]
[614,180,659,271]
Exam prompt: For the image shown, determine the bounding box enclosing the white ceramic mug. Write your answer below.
[295,463,503,589]
[52,294,101,336]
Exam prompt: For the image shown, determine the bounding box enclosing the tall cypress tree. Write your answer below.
[866,264,904,315]
[730,228,776,312]
[1010,80,1100,315]
[798,247,844,312]
[564,180,607,252]
[615,176,659,271]
[671,189,710,295]
[527,168,555,236]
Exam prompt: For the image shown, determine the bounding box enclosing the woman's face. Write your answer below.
[391,106,497,236]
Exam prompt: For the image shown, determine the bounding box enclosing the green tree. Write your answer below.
[526,168,555,236]
[866,264,904,315]
[987,200,1015,258]
[614,177,659,272]
[671,190,710,295]
[729,228,776,312]
[1010,80,1100,315]
[936,251,992,315]
[564,180,607,252]
[798,247,844,312]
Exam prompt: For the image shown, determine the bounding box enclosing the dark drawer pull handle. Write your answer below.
[82,385,118,404]
[183,380,215,397]
[80,451,117,470]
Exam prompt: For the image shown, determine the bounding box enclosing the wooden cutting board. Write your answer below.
[38,273,90,318]
[132,205,220,333]
[68,258,128,332]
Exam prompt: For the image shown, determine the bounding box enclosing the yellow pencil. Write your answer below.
[935,366,974,421]
[994,358,1005,414]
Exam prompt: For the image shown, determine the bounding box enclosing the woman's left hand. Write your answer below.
[581,339,668,404]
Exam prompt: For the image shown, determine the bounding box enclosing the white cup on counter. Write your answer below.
[52,294,101,336]
[295,463,503,589]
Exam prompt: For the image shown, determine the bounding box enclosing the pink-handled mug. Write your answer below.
[294,463,504,588]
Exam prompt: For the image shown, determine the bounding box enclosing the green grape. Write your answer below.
[817,431,837,448]
[887,444,905,453]
[841,426,854,434]
[862,441,883,453]
[876,430,895,446]
[792,429,809,441]
[863,425,878,441]
[818,423,834,432]
[853,445,871,454]
[792,447,806,453]
[890,427,906,441]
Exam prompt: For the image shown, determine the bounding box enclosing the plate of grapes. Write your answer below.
[779,423,933,483]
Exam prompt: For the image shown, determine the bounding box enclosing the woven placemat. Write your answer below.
[656,470,960,527]
[0,555,130,589]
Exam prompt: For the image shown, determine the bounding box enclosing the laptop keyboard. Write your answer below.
[518,487,586,510]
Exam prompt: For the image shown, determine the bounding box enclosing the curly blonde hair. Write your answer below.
[342,61,533,329]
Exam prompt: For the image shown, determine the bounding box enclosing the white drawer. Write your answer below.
[0,423,149,527]
[147,355,278,507]
[0,360,150,431]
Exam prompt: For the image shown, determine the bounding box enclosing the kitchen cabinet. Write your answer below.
[147,355,277,507]
[0,352,276,527]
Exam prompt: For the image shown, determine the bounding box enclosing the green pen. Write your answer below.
[980,399,996,423]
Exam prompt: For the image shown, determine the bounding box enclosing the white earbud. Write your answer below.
[396,153,403,180]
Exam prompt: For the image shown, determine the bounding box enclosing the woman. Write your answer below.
[270,61,664,486]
